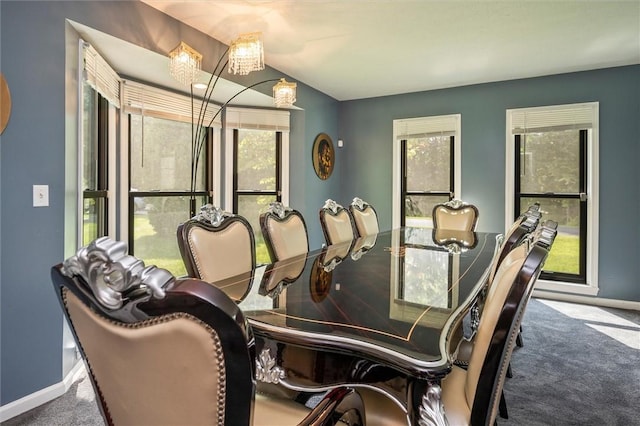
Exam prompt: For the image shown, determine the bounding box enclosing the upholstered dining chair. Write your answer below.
[348,197,379,237]
[259,201,309,262]
[319,199,355,246]
[440,230,553,426]
[51,237,365,426]
[454,205,543,363]
[432,199,479,231]
[451,220,557,421]
[177,204,256,286]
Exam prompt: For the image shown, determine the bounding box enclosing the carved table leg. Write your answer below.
[409,380,448,426]
[255,347,285,384]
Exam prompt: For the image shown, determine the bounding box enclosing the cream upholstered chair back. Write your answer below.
[463,243,529,406]
[51,237,366,426]
[348,197,379,237]
[177,204,255,284]
[432,199,479,231]
[51,237,254,425]
[442,231,553,426]
[260,202,309,262]
[319,199,355,246]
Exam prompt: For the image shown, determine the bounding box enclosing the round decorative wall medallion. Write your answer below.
[312,133,335,180]
[0,73,12,135]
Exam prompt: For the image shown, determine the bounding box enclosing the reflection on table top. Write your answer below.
[217,227,498,373]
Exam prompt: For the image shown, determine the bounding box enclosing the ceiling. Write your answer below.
[141,0,640,101]
[71,20,279,108]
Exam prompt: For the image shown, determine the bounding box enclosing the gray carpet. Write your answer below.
[4,298,639,425]
[499,298,640,426]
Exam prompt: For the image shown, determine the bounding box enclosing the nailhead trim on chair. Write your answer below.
[490,304,528,425]
[62,288,227,424]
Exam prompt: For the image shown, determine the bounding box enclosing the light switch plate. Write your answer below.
[33,185,49,207]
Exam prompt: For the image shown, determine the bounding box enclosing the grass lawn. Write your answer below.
[543,233,579,275]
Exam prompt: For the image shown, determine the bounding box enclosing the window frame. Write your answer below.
[223,107,291,212]
[232,128,283,210]
[81,89,108,243]
[78,40,120,248]
[392,114,462,229]
[125,113,216,257]
[119,80,224,247]
[505,102,599,296]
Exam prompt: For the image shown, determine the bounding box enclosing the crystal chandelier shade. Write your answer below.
[273,79,297,108]
[228,32,265,75]
[168,42,202,86]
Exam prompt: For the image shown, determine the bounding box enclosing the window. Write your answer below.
[123,81,221,276]
[233,129,282,264]
[77,42,288,275]
[506,103,599,295]
[81,86,108,245]
[79,41,119,246]
[225,107,291,265]
[392,114,461,229]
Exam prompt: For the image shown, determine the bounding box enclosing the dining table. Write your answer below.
[216,226,499,425]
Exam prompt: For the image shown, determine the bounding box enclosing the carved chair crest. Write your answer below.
[60,237,174,310]
[323,199,342,215]
[193,204,233,227]
[532,220,558,249]
[519,203,542,232]
[351,197,368,211]
[443,199,466,209]
[266,201,292,219]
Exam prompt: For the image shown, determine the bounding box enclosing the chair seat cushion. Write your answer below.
[254,393,314,424]
[359,388,407,426]
[441,365,471,426]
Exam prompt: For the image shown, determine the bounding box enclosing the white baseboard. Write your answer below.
[533,290,640,311]
[0,361,85,422]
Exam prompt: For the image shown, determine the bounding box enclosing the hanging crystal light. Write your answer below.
[167,32,297,217]
[228,32,265,75]
[168,42,202,86]
[273,78,297,108]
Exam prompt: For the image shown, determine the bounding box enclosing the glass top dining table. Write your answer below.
[214,226,499,425]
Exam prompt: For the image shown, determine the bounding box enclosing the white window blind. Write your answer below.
[510,103,597,134]
[394,114,459,139]
[122,80,222,127]
[82,41,120,107]
[225,107,290,131]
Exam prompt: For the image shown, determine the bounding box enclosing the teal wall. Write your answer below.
[0,0,339,406]
[337,66,640,301]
